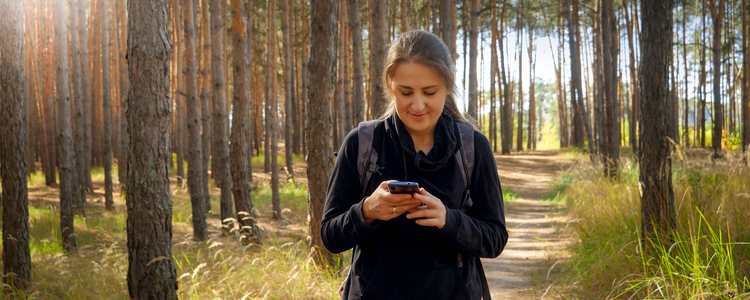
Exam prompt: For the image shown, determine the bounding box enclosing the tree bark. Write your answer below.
[709,0,725,157]
[199,0,211,212]
[400,0,409,32]
[567,0,594,154]
[42,0,57,187]
[370,0,387,118]
[517,26,524,152]
[468,0,478,120]
[210,0,233,235]
[602,0,619,178]
[639,0,676,243]
[102,0,114,211]
[184,0,208,241]
[499,0,512,155]
[743,0,750,157]
[115,0,129,193]
[0,0,31,289]
[490,0,498,152]
[70,0,87,211]
[282,0,295,181]
[350,0,365,124]
[623,0,639,151]
[80,0,93,193]
[231,0,260,241]
[528,26,536,151]
[265,0,282,220]
[54,0,77,253]
[308,0,338,267]
[125,0,178,297]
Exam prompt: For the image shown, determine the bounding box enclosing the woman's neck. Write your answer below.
[407,128,435,154]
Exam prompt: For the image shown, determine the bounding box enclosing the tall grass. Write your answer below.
[559,150,750,299]
[0,179,345,299]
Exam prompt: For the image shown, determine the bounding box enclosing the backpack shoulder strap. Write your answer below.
[455,122,476,188]
[357,120,382,197]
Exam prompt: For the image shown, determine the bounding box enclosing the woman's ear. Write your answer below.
[451,73,455,82]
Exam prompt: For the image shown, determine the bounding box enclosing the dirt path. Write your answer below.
[483,150,572,299]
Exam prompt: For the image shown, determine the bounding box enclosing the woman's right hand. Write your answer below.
[362,181,423,224]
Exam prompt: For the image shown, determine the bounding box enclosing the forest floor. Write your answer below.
[485,149,575,299]
[19,147,579,298]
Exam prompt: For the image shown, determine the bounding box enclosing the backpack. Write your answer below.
[351,119,492,300]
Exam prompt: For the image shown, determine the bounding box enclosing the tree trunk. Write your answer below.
[499,0,512,155]
[699,5,707,147]
[229,0,260,242]
[101,0,114,211]
[42,0,57,187]
[282,0,295,181]
[743,0,750,157]
[54,0,77,254]
[400,0,409,32]
[624,0,639,150]
[184,0,208,241]
[602,0,619,178]
[517,27,524,152]
[81,0,93,193]
[567,0,594,154]
[639,0,676,243]
[528,26,536,151]
[709,0,724,157]
[210,0,233,235]
[0,0,31,288]
[116,0,129,193]
[265,0,281,220]
[70,0,87,211]
[126,1,178,297]
[199,0,211,212]
[174,1,185,185]
[490,0,498,152]
[370,0,387,118]
[350,0,365,124]
[683,1,690,146]
[468,0,478,120]
[308,0,338,267]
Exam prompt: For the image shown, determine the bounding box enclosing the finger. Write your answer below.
[414,218,444,227]
[413,191,440,207]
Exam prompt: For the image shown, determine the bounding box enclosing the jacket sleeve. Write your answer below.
[437,131,508,258]
[320,128,380,254]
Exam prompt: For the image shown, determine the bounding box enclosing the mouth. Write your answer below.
[411,113,427,120]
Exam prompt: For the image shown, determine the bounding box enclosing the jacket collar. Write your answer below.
[384,109,459,172]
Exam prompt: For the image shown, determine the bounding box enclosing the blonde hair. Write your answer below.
[380,30,475,126]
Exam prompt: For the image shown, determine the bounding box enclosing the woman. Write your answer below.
[321,30,507,299]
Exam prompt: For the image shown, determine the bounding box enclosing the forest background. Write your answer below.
[1,0,749,298]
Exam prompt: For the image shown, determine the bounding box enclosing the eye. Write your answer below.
[401,91,413,96]
[424,91,436,96]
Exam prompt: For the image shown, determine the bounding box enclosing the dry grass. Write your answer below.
[0,158,348,299]
[553,148,750,299]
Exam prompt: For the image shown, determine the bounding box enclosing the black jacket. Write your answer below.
[321,111,508,299]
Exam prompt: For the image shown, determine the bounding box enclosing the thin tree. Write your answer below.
[370,0,387,118]
[602,0,619,178]
[709,0,725,158]
[517,26,524,152]
[308,0,338,266]
[528,25,537,151]
[490,0,498,151]
[199,0,211,212]
[116,0,129,190]
[102,0,114,210]
[349,0,365,124]
[623,0,639,150]
[184,0,208,241]
[125,0,178,297]
[210,0,233,234]
[267,0,282,220]
[70,0,87,211]
[230,0,260,241]
[567,0,594,154]
[80,0,93,193]
[500,0,513,154]
[282,0,295,181]
[639,0,676,242]
[468,0,478,120]
[0,0,31,289]
[54,0,77,253]
[743,0,749,159]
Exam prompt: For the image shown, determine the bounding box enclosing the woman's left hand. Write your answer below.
[406,188,447,229]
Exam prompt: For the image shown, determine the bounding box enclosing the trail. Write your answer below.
[483,150,572,299]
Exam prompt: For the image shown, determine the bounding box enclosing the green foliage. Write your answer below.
[560,152,750,299]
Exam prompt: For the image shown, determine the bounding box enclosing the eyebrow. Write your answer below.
[396,85,439,90]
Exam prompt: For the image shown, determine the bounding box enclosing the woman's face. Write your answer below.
[388,62,448,138]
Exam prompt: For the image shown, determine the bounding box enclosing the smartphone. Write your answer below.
[387,182,420,194]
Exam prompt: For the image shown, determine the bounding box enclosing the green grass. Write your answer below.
[1,175,343,299]
[557,150,750,299]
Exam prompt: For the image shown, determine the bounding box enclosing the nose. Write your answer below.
[411,94,426,111]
